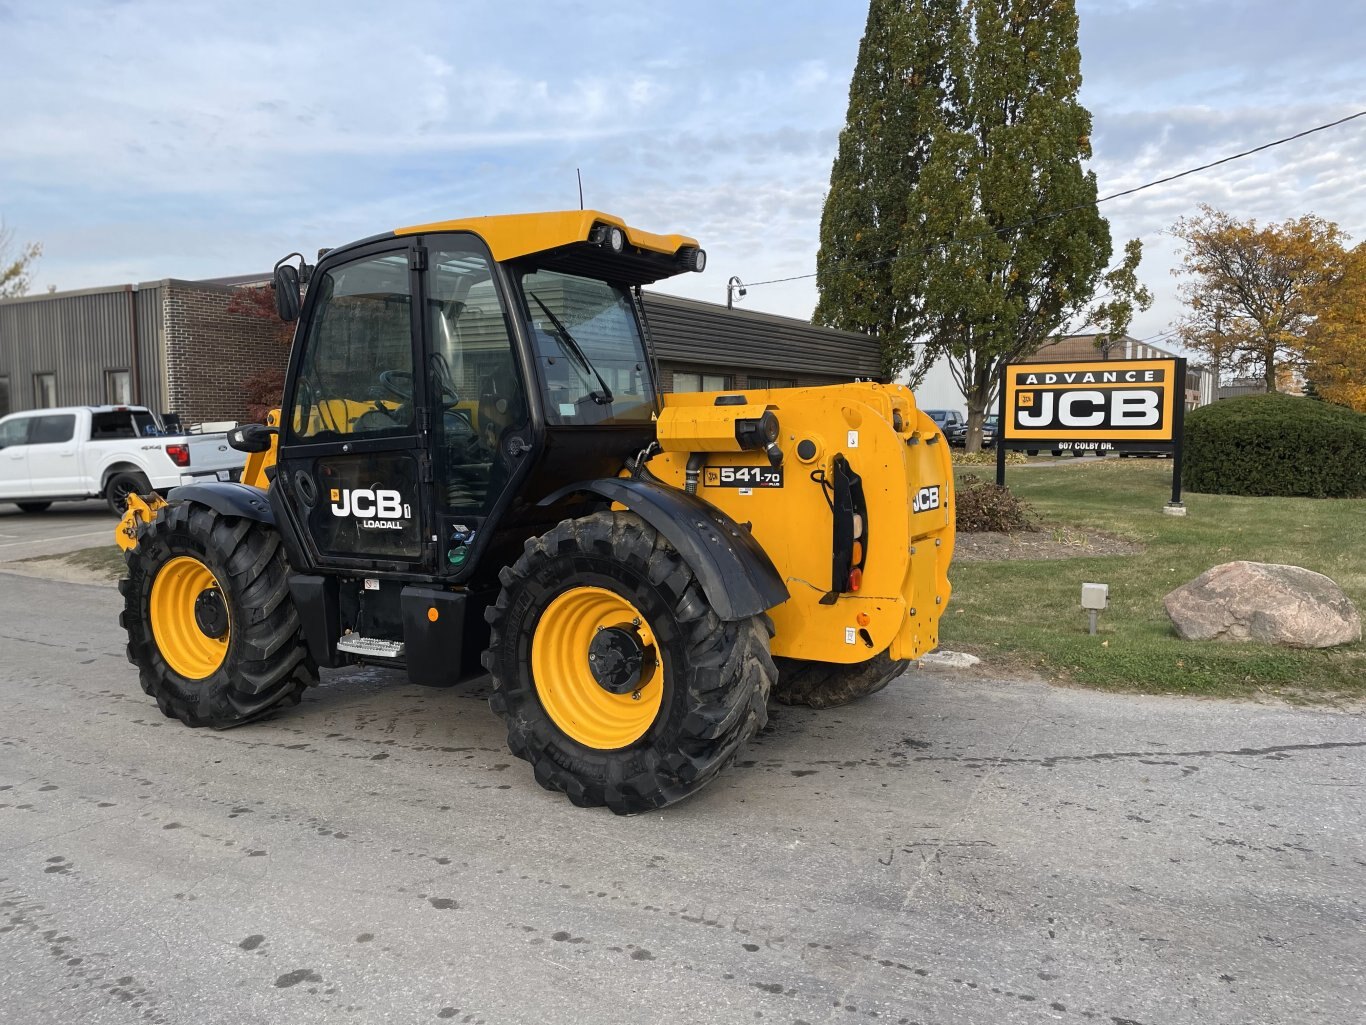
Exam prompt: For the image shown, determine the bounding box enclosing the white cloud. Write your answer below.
[0,0,1360,362]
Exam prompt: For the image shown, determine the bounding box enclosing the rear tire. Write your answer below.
[15,501,51,513]
[106,471,152,516]
[771,651,908,709]
[484,510,774,814]
[119,501,315,728]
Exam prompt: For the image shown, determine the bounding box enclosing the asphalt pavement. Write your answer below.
[0,501,114,561]
[1,571,1363,1025]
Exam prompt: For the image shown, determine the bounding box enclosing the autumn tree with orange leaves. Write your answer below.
[1304,242,1366,412]
[1171,206,1346,392]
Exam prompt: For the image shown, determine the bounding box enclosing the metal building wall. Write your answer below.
[0,284,166,415]
[642,293,882,380]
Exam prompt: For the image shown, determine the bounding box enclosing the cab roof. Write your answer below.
[315,211,699,288]
[395,210,697,263]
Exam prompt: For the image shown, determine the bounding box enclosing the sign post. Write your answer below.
[1165,357,1187,515]
[996,357,1186,510]
[995,367,1008,487]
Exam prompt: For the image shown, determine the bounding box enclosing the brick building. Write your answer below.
[0,278,286,424]
[0,276,878,424]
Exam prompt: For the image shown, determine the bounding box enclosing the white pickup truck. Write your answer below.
[0,405,244,515]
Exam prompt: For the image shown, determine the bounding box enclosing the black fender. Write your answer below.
[539,477,789,621]
[168,481,275,524]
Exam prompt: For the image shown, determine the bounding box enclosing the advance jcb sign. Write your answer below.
[996,356,1188,510]
[1001,357,1183,453]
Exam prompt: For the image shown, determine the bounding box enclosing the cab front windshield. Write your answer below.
[517,268,654,425]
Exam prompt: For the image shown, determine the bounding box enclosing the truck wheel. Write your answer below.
[484,510,775,814]
[15,501,51,513]
[771,651,908,709]
[106,471,152,516]
[119,501,315,728]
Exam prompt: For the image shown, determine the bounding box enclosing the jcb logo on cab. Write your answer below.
[330,488,410,520]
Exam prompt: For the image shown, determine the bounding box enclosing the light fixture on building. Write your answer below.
[727,276,746,310]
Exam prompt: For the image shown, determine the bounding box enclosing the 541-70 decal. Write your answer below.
[704,465,784,488]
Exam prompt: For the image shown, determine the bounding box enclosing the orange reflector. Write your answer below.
[852,540,863,564]
[856,612,870,627]
[847,567,862,592]
[427,607,439,622]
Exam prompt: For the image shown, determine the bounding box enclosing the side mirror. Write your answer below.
[273,263,302,322]
[227,423,278,453]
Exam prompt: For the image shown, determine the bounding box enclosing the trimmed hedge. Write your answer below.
[1182,393,1366,498]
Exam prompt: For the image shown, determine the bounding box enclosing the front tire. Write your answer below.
[119,502,315,727]
[772,651,908,709]
[484,511,774,814]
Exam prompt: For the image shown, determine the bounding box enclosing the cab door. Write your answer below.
[0,416,32,498]
[274,241,434,572]
[26,413,81,495]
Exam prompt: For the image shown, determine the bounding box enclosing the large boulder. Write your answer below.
[1163,561,1361,648]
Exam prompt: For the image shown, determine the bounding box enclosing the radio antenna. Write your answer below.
[576,168,584,210]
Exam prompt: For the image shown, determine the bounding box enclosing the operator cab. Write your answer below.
[267,212,705,672]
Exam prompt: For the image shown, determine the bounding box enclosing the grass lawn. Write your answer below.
[940,459,1366,701]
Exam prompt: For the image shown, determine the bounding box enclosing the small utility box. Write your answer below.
[1081,582,1109,635]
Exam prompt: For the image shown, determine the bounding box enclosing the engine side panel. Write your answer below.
[652,382,954,663]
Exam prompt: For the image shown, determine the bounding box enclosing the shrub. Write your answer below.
[955,474,1036,533]
[1182,393,1366,498]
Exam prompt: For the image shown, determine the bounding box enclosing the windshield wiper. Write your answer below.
[528,291,614,405]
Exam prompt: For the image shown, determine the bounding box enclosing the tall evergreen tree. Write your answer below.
[817,1,1145,450]
[902,0,1119,449]
[814,0,958,380]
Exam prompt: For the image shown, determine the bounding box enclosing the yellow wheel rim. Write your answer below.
[531,586,664,750]
[150,556,230,680]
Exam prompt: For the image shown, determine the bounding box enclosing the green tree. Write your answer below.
[817,1,1145,451]
[903,1,1137,450]
[0,220,42,298]
[814,0,958,380]
[1172,205,1347,393]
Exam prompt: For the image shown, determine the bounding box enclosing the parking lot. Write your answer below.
[0,501,113,562]
[2,569,1363,1025]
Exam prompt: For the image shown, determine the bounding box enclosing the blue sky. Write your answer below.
[2,0,1363,345]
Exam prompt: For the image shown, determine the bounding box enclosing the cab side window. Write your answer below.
[0,418,31,450]
[30,415,76,444]
[290,251,415,441]
[426,244,526,517]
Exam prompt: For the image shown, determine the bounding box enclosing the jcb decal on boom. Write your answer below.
[912,485,941,513]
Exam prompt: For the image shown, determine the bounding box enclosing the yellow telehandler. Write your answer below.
[115,210,954,812]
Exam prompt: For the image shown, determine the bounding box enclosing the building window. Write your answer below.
[672,372,731,393]
[105,369,132,405]
[748,376,795,390]
[0,376,9,416]
[33,373,56,409]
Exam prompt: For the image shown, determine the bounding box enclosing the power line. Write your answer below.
[741,108,1366,290]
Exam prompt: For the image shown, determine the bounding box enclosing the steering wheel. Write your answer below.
[429,353,461,405]
[379,363,461,405]
[380,370,414,400]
